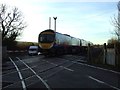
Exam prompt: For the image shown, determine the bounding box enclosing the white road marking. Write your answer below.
[60,66,74,72]
[88,76,120,90]
[76,59,87,62]
[44,60,74,72]
[16,57,51,90]
[2,64,38,77]
[72,61,120,75]
[59,57,120,74]
[9,57,26,90]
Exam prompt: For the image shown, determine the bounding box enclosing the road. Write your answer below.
[2,53,120,89]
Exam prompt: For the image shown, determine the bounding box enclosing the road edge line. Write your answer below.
[88,75,120,90]
[72,61,120,75]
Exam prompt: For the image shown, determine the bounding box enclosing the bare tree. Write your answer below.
[111,15,120,40]
[0,4,27,46]
[111,1,120,41]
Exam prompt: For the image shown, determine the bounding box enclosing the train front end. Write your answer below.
[38,29,55,55]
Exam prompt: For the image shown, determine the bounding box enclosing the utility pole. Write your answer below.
[49,17,51,29]
[53,17,57,32]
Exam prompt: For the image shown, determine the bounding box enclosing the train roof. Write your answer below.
[40,29,93,44]
[40,29,81,39]
[40,29,55,34]
[40,29,71,37]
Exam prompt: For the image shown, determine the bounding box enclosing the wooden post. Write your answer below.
[88,43,91,63]
[114,43,117,66]
[104,43,107,64]
[114,43,120,69]
[0,32,1,90]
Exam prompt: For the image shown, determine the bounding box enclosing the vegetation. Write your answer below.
[0,4,27,48]
[107,37,118,48]
[16,41,38,51]
[5,41,38,51]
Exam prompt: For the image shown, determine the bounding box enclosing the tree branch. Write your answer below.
[0,4,27,42]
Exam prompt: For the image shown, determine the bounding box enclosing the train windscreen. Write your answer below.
[39,34,55,43]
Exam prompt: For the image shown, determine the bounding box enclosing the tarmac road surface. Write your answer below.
[2,54,120,89]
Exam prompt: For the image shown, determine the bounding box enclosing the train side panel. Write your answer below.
[53,32,71,54]
[38,29,93,56]
[71,37,80,46]
[55,32,71,45]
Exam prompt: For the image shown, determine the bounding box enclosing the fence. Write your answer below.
[88,43,120,71]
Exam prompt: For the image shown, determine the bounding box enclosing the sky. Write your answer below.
[0,0,119,44]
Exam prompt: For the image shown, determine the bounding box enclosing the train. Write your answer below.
[38,29,93,56]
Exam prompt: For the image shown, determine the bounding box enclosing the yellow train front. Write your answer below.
[38,29,90,56]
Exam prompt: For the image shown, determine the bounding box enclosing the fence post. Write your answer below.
[115,43,120,88]
[103,43,107,64]
[0,32,1,90]
[114,43,117,67]
[114,43,120,70]
[88,43,91,63]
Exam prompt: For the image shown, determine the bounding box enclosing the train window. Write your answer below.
[39,34,55,43]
